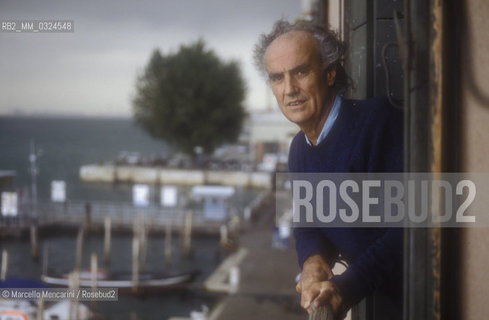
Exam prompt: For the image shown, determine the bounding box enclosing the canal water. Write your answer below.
[3,232,223,319]
[0,116,256,319]
[0,116,170,201]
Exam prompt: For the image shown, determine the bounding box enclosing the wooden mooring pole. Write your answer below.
[91,253,98,288]
[90,253,98,312]
[165,222,172,265]
[104,217,111,266]
[69,270,81,320]
[182,210,193,256]
[30,224,39,260]
[37,296,44,320]
[220,225,228,247]
[1,249,7,281]
[42,244,49,278]
[75,227,84,272]
[132,233,140,294]
[139,214,147,273]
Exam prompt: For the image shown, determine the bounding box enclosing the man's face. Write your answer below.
[265,31,334,129]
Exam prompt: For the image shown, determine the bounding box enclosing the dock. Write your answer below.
[0,188,269,238]
[196,194,306,320]
[79,164,273,188]
[0,201,214,236]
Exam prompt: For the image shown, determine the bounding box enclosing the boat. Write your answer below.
[0,299,36,320]
[41,269,200,294]
[1,277,93,320]
[0,298,93,320]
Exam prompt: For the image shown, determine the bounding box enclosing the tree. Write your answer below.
[132,40,246,158]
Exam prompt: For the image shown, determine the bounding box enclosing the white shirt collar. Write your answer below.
[305,95,343,146]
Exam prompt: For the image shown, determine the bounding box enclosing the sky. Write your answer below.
[0,0,302,117]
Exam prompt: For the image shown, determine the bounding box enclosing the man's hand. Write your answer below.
[296,254,333,300]
[296,255,344,318]
[304,280,344,319]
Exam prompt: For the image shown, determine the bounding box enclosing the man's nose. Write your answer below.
[284,75,299,96]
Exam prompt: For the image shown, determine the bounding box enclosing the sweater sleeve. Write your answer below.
[329,228,403,308]
[294,227,339,268]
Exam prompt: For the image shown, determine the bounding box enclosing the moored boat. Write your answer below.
[41,269,200,294]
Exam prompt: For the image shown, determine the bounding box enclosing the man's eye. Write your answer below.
[269,75,283,83]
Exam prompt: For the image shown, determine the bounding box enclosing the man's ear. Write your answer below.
[326,68,336,87]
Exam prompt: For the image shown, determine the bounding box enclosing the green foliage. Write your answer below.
[132,40,246,157]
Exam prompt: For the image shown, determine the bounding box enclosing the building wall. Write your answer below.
[459,0,489,319]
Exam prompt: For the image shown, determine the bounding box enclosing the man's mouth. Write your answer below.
[287,99,307,107]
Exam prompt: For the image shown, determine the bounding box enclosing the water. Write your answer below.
[0,116,169,201]
[2,233,222,320]
[0,116,252,319]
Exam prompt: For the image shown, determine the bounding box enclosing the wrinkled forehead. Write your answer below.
[265,31,320,73]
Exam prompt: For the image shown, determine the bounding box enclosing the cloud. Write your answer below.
[0,0,300,116]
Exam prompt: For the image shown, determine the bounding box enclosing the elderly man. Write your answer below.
[254,20,403,319]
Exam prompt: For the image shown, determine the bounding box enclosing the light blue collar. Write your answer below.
[305,95,342,146]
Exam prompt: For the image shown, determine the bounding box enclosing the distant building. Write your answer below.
[248,110,298,165]
[0,171,15,190]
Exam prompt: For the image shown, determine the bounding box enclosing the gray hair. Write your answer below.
[253,19,349,92]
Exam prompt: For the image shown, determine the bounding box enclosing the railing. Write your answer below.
[0,190,270,233]
[0,200,208,231]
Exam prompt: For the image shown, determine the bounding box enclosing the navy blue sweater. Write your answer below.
[289,96,403,310]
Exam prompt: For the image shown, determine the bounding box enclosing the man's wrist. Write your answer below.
[303,254,333,279]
